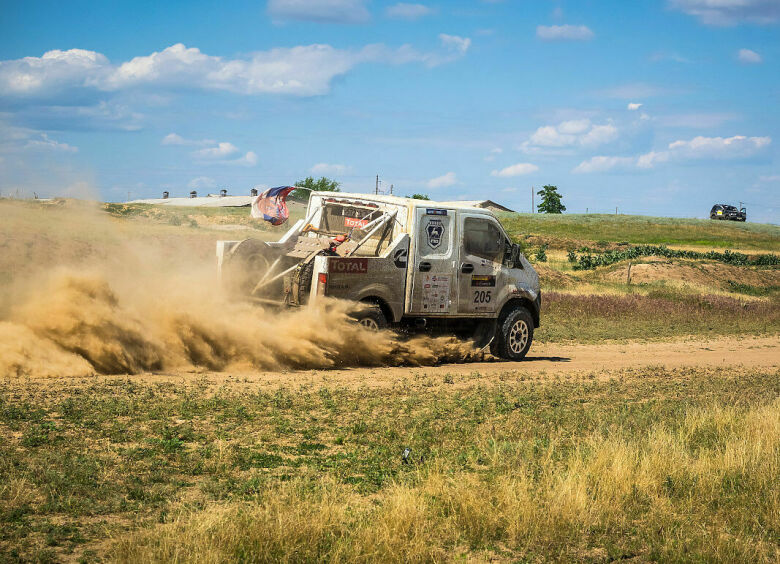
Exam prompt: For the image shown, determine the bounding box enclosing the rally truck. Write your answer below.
[217,192,541,360]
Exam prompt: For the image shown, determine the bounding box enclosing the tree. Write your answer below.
[292,176,340,201]
[407,193,430,200]
[537,185,566,214]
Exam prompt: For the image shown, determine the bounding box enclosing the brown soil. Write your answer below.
[15,335,777,391]
[535,264,576,288]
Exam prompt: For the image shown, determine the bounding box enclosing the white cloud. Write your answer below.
[438,34,471,55]
[636,150,670,169]
[365,34,471,67]
[0,49,108,96]
[25,133,78,152]
[0,123,78,155]
[227,151,258,167]
[484,147,503,162]
[737,48,762,63]
[668,135,771,158]
[0,41,469,101]
[427,172,457,188]
[491,163,539,177]
[193,142,239,159]
[267,0,370,24]
[162,133,214,146]
[669,0,780,26]
[627,102,643,111]
[573,134,771,173]
[386,3,433,20]
[187,176,216,190]
[162,133,187,145]
[536,24,594,41]
[522,119,618,151]
[757,174,780,183]
[311,162,350,175]
[572,156,634,174]
[105,43,361,96]
[166,134,256,166]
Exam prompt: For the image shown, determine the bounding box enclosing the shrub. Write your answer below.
[568,244,779,270]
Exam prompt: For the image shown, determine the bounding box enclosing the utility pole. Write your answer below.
[616,206,618,215]
[390,184,394,195]
[375,175,379,195]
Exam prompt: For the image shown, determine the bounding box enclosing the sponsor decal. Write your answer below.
[330,258,368,274]
[344,216,369,228]
[471,275,496,287]
[426,219,445,249]
[426,208,448,216]
[393,248,408,268]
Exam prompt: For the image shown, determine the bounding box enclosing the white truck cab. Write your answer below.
[218,192,540,360]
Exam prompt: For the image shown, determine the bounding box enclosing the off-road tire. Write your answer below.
[351,305,389,331]
[296,257,316,305]
[490,307,533,360]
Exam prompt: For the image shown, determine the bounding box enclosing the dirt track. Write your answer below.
[34,334,777,390]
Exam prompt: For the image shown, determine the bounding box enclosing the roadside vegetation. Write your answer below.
[2,367,778,562]
[499,212,780,251]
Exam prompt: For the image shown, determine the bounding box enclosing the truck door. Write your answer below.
[407,207,457,314]
[457,213,505,315]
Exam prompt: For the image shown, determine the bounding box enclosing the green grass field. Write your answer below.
[2,368,778,562]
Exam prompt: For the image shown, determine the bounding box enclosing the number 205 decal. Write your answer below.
[473,290,492,303]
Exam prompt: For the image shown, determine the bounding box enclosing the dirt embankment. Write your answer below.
[604,260,780,289]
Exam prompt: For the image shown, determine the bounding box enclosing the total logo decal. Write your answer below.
[330,258,368,274]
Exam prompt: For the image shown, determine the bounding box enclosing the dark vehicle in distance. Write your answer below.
[710,204,746,222]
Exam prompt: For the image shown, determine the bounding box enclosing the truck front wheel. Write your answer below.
[491,307,534,360]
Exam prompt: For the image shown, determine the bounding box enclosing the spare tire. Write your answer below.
[222,239,284,298]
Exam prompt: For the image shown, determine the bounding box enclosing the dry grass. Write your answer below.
[111,399,780,563]
[539,290,780,342]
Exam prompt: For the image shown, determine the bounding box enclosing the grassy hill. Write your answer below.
[498,213,779,251]
[99,202,779,251]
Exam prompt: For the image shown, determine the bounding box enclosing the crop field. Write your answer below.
[0,197,778,562]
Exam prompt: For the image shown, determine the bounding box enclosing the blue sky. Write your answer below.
[1,0,778,221]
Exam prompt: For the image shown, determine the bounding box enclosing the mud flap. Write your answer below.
[472,319,496,350]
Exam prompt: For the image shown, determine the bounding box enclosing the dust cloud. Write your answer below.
[0,199,478,378]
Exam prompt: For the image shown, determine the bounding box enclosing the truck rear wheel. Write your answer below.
[351,305,388,331]
[491,307,533,360]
